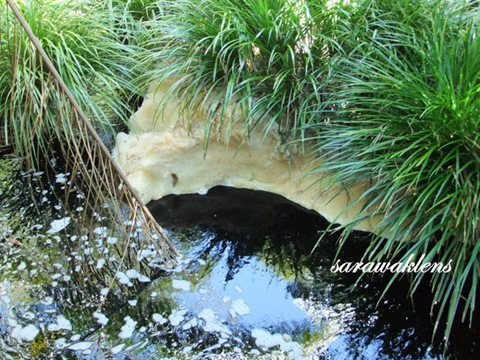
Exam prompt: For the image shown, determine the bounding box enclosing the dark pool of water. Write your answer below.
[1,160,479,359]
[149,186,480,359]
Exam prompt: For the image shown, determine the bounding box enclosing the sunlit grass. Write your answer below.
[1,0,479,348]
[0,0,178,273]
[137,0,352,146]
[0,0,144,160]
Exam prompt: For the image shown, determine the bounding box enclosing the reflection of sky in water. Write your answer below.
[325,335,440,360]
[174,244,311,336]
[148,187,457,359]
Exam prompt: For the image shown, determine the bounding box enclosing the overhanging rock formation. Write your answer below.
[114,80,380,234]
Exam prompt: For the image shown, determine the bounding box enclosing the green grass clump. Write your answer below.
[307,0,480,341]
[138,0,352,143]
[0,0,143,161]
[2,0,479,348]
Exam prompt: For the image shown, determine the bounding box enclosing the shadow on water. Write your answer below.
[149,186,479,360]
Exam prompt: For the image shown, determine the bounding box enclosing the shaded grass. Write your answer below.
[2,0,477,348]
[0,0,145,161]
[0,0,178,275]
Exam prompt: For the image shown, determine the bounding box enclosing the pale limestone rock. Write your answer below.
[114,80,380,234]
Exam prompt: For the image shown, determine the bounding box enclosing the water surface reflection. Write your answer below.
[1,164,477,359]
[149,186,448,359]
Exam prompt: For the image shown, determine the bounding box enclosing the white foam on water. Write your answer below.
[47,217,71,234]
[11,324,39,342]
[106,236,118,244]
[251,328,304,359]
[169,309,188,326]
[67,342,93,351]
[116,271,133,287]
[48,315,72,332]
[137,274,151,282]
[111,344,125,355]
[198,308,231,335]
[152,313,168,325]
[172,279,191,291]
[126,269,140,279]
[231,298,250,316]
[93,312,109,326]
[100,288,109,296]
[119,316,137,339]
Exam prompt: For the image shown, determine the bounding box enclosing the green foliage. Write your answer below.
[1,0,479,349]
[138,0,352,143]
[0,0,143,160]
[106,0,165,21]
[1,0,178,306]
[307,0,480,342]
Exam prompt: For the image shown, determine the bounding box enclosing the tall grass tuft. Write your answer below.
[138,0,352,145]
[306,0,480,342]
[1,0,178,267]
[0,0,144,161]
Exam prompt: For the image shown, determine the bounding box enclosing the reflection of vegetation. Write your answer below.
[29,334,49,358]
[310,0,480,344]
[168,216,447,358]
[150,186,477,356]
[0,159,177,358]
[1,0,479,356]
[0,160,16,188]
[1,172,469,358]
